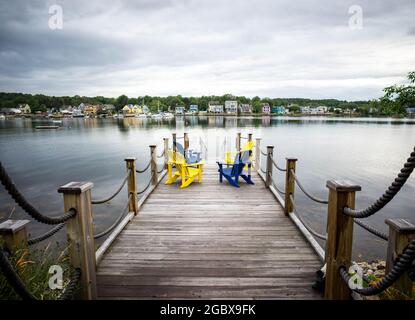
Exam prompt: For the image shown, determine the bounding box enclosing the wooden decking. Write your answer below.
[96,164,322,299]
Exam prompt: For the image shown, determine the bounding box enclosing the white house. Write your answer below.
[224,101,238,114]
[208,101,224,113]
[175,106,185,115]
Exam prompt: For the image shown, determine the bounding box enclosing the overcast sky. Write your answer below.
[0,0,414,100]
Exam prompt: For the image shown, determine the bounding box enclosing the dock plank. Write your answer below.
[96,164,322,299]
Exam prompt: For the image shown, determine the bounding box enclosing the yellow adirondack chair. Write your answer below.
[165,150,204,188]
[225,140,255,167]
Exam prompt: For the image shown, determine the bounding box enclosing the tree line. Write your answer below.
[0,72,413,115]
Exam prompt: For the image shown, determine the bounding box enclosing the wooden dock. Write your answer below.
[96,164,322,299]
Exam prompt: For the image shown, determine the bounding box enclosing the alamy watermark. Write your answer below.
[348,264,364,289]
[48,265,64,290]
[348,5,363,30]
[48,4,63,30]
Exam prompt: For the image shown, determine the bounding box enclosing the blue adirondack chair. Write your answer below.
[173,141,202,164]
[217,150,254,187]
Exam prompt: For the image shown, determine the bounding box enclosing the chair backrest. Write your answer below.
[168,150,188,175]
[230,150,251,176]
[241,140,255,151]
[173,140,185,155]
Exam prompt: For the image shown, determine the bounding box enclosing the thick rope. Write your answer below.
[28,223,65,245]
[0,162,76,225]
[291,169,328,204]
[271,157,286,172]
[260,149,268,156]
[94,195,131,239]
[57,268,81,300]
[157,150,165,158]
[270,175,285,195]
[354,219,388,241]
[339,239,415,296]
[0,247,36,300]
[91,171,129,205]
[157,163,165,174]
[136,161,151,173]
[290,195,327,240]
[137,179,152,195]
[343,147,415,218]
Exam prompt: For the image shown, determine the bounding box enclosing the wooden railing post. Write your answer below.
[284,158,297,216]
[172,133,177,152]
[324,180,361,300]
[255,138,261,171]
[236,132,241,152]
[163,138,169,169]
[184,132,189,150]
[125,157,138,215]
[150,145,157,185]
[58,182,97,300]
[265,146,274,188]
[248,133,253,143]
[385,218,415,299]
[0,220,30,254]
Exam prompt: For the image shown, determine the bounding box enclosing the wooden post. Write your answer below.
[236,132,241,152]
[125,157,138,215]
[150,145,157,185]
[163,138,169,169]
[58,182,97,300]
[385,218,415,299]
[0,220,30,254]
[265,146,274,188]
[255,138,261,171]
[284,158,297,216]
[324,180,361,300]
[248,133,253,143]
[184,132,189,150]
[172,133,177,152]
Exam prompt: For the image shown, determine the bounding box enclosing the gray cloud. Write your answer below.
[0,0,414,100]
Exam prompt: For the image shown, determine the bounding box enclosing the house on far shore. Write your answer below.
[405,104,415,114]
[272,106,286,115]
[18,104,31,114]
[175,106,185,115]
[224,101,238,114]
[208,101,224,113]
[261,103,271,114]
[189,105,198,114]
[239,103,252,114]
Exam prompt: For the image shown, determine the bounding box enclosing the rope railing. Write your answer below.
[291,169,328,204]
[343,147,415,219]
[136,160,151,173]
[0,162,76,225]
[0,163,76,225]
[260,149,268,156]
[271,157,286,172]
[27,223,65,246]
[339,238,415,296]
[354,219,388,241]
[91,171,130,205]
[0,246,80,300]
[94,194,131,240]
[271,178,285,195]
[157,150,165,158]
[290,194,327,241]
[137,179,152,195]
[157,162,165,174]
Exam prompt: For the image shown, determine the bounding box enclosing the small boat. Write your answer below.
[163,112,174,119]
[52,120,62,124]
[35,125,60,129]
[0,115,5,120]
[113,114,124,119]
[135,113,147,119]
[151,113,163,120]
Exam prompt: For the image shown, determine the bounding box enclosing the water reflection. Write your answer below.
[1,116,414,260]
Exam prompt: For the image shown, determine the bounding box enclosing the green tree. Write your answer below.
[115,95,129,111]
[382,71,415,115]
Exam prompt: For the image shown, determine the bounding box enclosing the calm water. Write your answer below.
[1,116,414,261]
